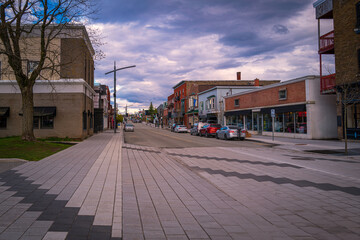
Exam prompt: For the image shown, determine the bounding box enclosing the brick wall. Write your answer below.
[333,0,360,84]
[225,81,306,111]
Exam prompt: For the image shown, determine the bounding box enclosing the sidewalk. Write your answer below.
[248,134,360,156]
[0,130,122,240]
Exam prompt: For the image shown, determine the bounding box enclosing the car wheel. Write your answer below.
[224,134,228,140]
[216,133,219,139]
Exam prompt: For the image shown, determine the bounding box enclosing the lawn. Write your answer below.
[0,136,74,161]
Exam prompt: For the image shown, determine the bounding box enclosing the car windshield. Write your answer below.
[126,124,133,127]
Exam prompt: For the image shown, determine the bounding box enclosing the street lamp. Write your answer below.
[105,62,136,133]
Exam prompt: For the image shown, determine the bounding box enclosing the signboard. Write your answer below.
[271,109,275,118]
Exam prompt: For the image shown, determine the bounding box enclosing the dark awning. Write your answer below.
[260,104,306,114]
[0,107,10,117]
[34,107,56,117]
[224,110,252,116]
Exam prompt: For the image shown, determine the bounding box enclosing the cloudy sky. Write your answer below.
[91,0,330,114]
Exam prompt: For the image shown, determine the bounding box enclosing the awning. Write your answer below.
[224,110,251,116]
[260,104,306,114]
[0,107,10,117]
[34,107,56,117]
[207,95,216,99]
[186,109,198,114]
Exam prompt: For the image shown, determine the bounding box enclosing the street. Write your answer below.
[122,123,360,239]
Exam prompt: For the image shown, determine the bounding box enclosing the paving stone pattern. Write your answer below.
[1,129,360,239]
[0,132,121,240]
[165,147,360,240]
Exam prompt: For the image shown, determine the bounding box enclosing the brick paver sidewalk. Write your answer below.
[0,131,122,240]
[1,130,360,240]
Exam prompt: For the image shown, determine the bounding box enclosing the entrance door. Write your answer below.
[258,115,263,134]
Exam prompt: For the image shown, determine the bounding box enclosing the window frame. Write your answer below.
[234,99,239,106]
[279,89,287,100]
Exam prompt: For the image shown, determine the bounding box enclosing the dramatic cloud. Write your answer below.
[92,0,319,113]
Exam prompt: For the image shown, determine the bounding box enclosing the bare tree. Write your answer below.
[337,80,360,155]
[0,0,96,141]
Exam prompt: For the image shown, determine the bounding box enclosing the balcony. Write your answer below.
[320,73,336,94]
[319,30,334,54]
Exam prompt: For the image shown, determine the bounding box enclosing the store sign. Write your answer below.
[271,109,275,118]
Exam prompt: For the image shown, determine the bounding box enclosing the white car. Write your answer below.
[174,125,188,133]
[216,126,246,140]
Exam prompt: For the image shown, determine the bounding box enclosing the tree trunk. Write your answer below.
[21,86,36,141]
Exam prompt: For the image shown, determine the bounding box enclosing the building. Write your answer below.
[224,76,337,139]
[0,25,95,139]
[94,84,110,133]
[169,73,280,128]
[314,0,360,140]
[198,85,260,126]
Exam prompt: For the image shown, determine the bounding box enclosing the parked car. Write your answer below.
[190,122,206,136]
[124,123,134,132]
[216,126,246,140]
[199,124,221,137]
[174,125,188,133]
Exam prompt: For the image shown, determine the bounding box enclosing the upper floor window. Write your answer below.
[279,89,287,100]
[234,99,239,106]
[209,98,215,109]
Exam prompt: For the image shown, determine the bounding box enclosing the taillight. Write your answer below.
[241,130,246,133]
[230,131,235,133]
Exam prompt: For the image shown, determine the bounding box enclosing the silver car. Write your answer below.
[124,123,134,132]
[174,125,188,133]
[216,126,245,140]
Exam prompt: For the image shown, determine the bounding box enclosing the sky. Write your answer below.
[90,0,332,114]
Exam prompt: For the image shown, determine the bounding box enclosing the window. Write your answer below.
[356,2,360,29]
[234,99,239,106]
[33,115,54,129]
[28,61,39,75]
[83,111,87,130]
[279,89,287,100]
[358,49,360,72]
[0,117,6,129]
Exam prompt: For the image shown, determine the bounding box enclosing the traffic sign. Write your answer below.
[271,109,275,117]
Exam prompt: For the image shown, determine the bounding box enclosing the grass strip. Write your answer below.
[0,136,73,161]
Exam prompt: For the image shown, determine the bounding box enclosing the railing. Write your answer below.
[320,73,336,93]
[319,30,334,54]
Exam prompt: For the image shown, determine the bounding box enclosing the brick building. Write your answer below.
[224,76,337,139]
[169,73,280,128]
[314,0,360,140]
[0,25,95,139]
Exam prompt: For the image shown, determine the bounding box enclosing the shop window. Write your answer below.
[234,99,239,106]
[252,113,259,131]
[295,111,307,134]
[245,114,251,130]
[263,114,272,131]
[284,112,295,133]
[0,117,6,129]
[279,89,287,100]
[275,113,284,132]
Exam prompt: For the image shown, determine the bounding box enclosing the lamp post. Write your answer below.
[105,62,136,133]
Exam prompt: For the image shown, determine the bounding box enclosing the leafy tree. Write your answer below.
[0,0,96,141]
[116,114,123,124]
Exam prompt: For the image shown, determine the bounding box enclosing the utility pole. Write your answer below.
[105,62,136,133]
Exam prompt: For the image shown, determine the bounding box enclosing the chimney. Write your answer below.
[236,72,241,80]
[254,78,259,86]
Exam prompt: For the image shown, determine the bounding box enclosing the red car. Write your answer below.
[199,124,221,137]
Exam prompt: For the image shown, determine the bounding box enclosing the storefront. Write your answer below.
[224,76,338,139]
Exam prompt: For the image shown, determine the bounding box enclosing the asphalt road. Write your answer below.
[123,123,271,148]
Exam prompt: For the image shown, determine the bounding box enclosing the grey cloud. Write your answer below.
[272,24,289,34]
